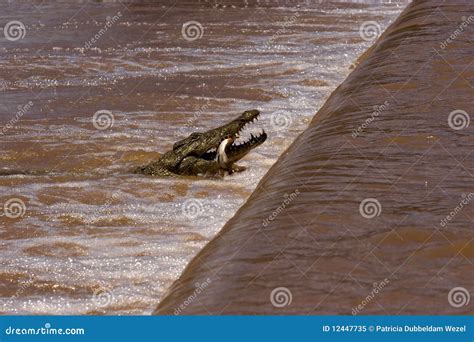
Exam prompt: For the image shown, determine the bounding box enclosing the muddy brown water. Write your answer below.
[0,1,407,314]
[155,0,474,315]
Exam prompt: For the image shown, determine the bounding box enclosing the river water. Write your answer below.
[0,1,406,314]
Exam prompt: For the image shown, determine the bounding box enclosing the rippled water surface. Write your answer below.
[154,0,474,315]
[0,1,405,314]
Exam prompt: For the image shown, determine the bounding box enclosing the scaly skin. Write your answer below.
[134,110,267,177]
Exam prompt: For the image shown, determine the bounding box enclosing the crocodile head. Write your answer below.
[135,109,267,176]
[173,109,267,166]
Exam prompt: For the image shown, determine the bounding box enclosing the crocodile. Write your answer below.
[134,109,267,177]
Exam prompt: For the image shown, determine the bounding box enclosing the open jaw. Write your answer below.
[222,130,267,162]
[200,119,267,162]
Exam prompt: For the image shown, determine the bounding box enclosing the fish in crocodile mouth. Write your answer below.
[135,109,268,177]
[201,111,267,165]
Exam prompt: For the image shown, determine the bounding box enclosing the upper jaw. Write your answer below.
[220,109,264,153]
[233,109,261,137]
[199,110,266,161]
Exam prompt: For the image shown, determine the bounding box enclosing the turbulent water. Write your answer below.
[155,0,474,315]
[0,1,405,314]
